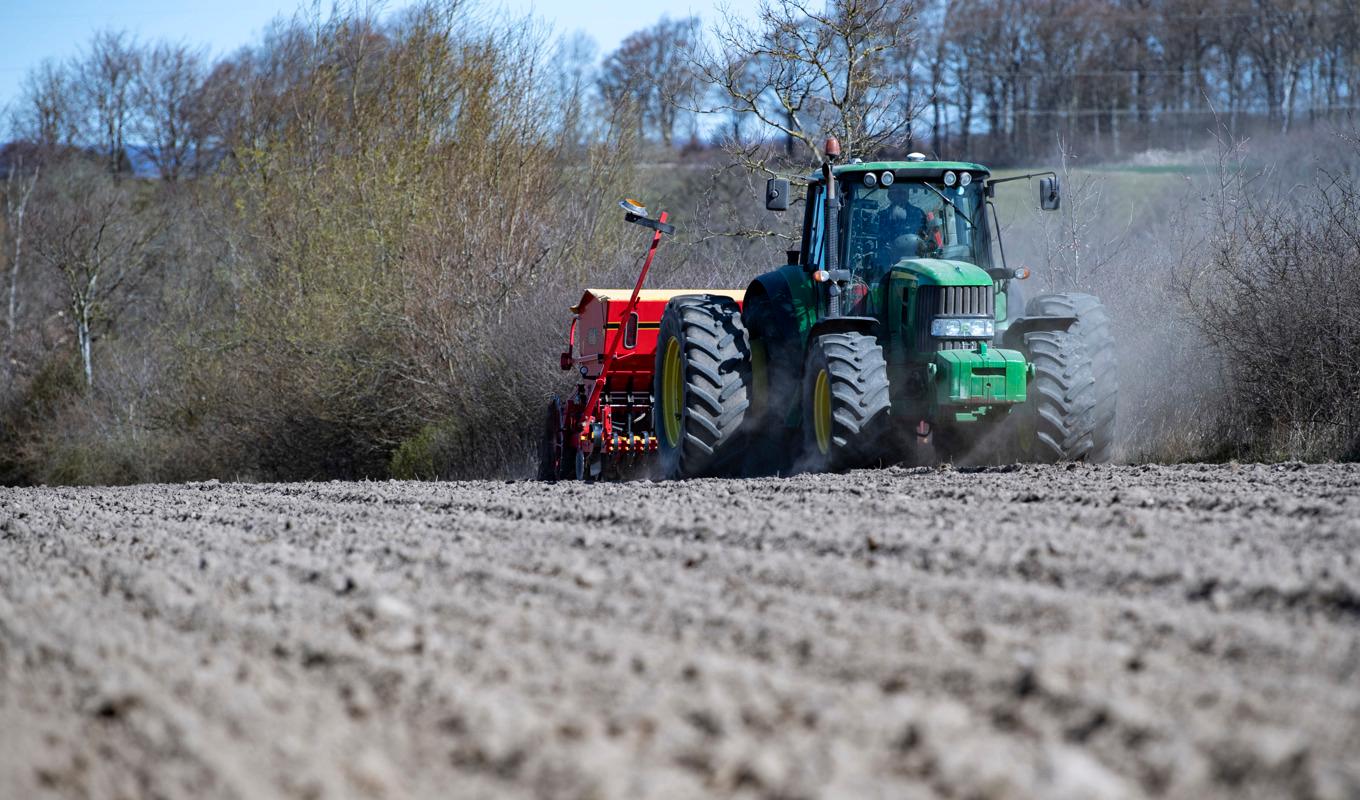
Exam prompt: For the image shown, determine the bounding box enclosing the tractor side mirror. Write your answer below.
[1039,176,1061,210]
[766,178,789,211]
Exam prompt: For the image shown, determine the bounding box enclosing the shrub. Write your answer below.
[1185,137,1360,461]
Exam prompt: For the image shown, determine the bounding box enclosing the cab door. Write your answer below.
[800,182,826,271]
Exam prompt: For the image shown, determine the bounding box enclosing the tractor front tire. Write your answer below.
[1017,292,1118,462]
[800,332,891,472]
[653,295,752,479]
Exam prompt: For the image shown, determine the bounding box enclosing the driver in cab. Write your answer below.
[885,189,944,263]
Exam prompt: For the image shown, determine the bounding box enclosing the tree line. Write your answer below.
[9,0,1357,184]
[601,0,1358,163]
[1,3,647,483]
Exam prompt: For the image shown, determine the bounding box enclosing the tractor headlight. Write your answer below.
[930,317,995,338]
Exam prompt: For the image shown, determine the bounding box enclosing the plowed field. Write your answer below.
[2,463,1358,799]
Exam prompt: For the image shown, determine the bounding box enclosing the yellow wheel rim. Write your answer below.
[662,336,683,448]
[813,368,832,455]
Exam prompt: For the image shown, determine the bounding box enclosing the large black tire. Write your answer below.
[653,295,752,479]
[1021,292,1118,462]
[1022,330,1097,461]
[536,397,568,481]
[800,332,891,472]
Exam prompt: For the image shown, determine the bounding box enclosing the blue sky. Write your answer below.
[0,0,761,115]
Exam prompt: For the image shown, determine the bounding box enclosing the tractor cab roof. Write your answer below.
[805,160,990,184]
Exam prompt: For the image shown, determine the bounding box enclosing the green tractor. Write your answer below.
[653,143,1117,478]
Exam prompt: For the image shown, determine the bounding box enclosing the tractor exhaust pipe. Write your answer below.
[822,137,841,318]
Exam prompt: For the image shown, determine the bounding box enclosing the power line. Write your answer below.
[929,67,1360,79]
[931,7,1355,23]
[997,104,1360,116]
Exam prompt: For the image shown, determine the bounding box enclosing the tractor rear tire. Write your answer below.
[800,332,891,472]
[1020,293,1118,462]
[537,397,568,481]
[653,295,752,479]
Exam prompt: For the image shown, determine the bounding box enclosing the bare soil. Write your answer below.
[2,463,1358,799]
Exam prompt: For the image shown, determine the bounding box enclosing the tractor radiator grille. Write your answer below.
[913,285,995,352]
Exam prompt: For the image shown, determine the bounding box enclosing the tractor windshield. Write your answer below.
[843,178,992,281]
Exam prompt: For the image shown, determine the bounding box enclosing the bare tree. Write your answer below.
[917,8,949,153]
[134,42,206,181]
[1034,141,1130,292]
[598,34,649,135]
[77,31,140,177]
[14,59,81,148]
[4,159,40,337]
[1243,0,1316,133]
[695,0,919,170]
[655,18,705,147]
[600,17,702,147]
[647,17,703,147]
[26,162,158,388]
[551,32,598,149]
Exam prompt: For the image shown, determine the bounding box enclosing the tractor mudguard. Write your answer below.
[744,265,819,430]
[743,264,818,346]
[1000,315,1077,351]
[743,264,820,381]
[809,316,879,340]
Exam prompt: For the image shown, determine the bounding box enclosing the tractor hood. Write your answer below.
[889,258,993,287]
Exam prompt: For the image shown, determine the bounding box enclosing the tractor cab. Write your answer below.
[794,160,1000,325]
[805,161,995,277]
